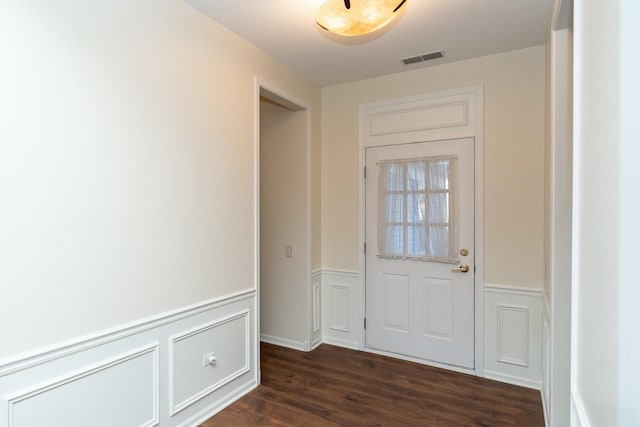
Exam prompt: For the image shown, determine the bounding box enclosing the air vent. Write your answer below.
[401,50,444,65]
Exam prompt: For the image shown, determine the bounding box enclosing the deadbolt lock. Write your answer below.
[459,248,469,257]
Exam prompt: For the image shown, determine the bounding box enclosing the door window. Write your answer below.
[377,156,457,263]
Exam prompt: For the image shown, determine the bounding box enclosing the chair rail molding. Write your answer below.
[0,290,258,427]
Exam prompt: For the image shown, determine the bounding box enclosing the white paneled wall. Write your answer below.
[320,269,360,350]
[311,271,323,350]
[484,285,543,389]
[318,270,543,390]
[0,291,257,427]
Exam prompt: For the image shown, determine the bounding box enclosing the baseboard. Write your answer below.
[178,378,257,427]
[571,390,591,427]
[321,337,359,350]
[260,334,307,352]
[310,336,323,350]
[541,389,550,427]
[484,370,542,390]
[0,290,258,427]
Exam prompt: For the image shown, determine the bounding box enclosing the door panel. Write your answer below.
[365,138,475,368]
[423,277,453,339]
[383,273,410,332]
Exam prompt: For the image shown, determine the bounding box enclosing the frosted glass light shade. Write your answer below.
[316,0,408,37]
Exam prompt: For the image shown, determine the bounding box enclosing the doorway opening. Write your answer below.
[255,82,316,368]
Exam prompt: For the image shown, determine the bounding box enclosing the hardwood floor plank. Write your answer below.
[201,343,544,426]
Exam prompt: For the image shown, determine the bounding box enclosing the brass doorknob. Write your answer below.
[451,264,470,273]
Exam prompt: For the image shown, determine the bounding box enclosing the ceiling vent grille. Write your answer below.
[401,50,444,65]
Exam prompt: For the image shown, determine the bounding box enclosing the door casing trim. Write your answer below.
[357,85,485,377]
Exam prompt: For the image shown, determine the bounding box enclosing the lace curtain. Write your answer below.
[377,156,457,263]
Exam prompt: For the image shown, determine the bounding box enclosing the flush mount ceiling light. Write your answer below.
[316,0,408,37]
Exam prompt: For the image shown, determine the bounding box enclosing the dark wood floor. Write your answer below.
[201,343,545,426]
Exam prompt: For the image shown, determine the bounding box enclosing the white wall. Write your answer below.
[322,46,546,290]
[572,0,640,425]
[573,0,619,424]
[0,0,320,359]
[543,4,573,422]
[260,100,309,350]
[618,0,640,422]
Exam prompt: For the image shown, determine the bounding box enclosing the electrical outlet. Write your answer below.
[285,244,293,258]
[202,352,216,367]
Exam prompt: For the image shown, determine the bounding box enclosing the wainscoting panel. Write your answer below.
[484,284,543,389]
[329,284,350,332]
[169,311,250,416]
[5,344,159,427]
[320,269,360,349]
[0,290,257,427]
[497,304,529,366]
[361,89,480,146]
[311,271,322,349]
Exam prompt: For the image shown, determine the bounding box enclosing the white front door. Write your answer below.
[365,138,475,369]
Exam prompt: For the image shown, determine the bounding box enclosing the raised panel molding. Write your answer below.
[484,284,543,390]
[317,272,542,391]
[359,86,482,148]
[369,100,469,137]
[0,290,258,427]
[0,289,255,377]
[329,284,350,332]
[169,311,250,416]
[497,304,529,366]
[423,277,454,339]
[319,269,360,350]
[4,344,159,427]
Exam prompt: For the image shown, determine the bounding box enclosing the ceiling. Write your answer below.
[185,0,553,87]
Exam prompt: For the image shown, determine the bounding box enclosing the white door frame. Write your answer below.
[358,85,485,376]
[253,77,313,370]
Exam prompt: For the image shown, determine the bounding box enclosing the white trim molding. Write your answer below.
[254,77,315,354]
[169,311,251,416]
[4,343,160,427]
[259,334,307,352]
[0,290,258,427]
[0,289,255,376]
[318,268,360,350]
[358,85,485,376]
[484,284,543,390]
[497,304,530,367]
[571,390,591,427]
